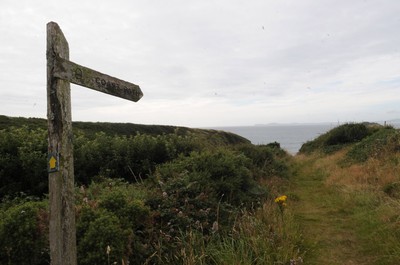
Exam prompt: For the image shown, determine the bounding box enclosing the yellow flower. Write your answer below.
[274,195,287,203]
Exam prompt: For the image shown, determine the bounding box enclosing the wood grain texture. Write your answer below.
[54,57,143,102]
[46,21,77,265]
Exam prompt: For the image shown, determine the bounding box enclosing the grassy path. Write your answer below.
[289,154,374,264]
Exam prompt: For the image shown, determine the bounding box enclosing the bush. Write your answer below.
[235,143,289,179]
[73,132,200,185]
[0,199,49,264]
[77,210,126,264]
[0,119,243,198]
[300,123,378,154]
[98,189,150,230]
[156,148,260,205]
[0,127,47,197]
[325,123,371,145]
[146,149,267,242]
[345,126,399,163]
[146,170,219,237]
[76,180,152,265]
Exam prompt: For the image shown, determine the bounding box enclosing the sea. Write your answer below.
[210,122,400,155]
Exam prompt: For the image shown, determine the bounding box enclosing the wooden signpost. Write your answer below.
[46,21,143,265]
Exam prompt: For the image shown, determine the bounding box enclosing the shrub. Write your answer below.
[325,123,371,145]
[147,149,267,243]
[300,123,378,154]
[76,181,152,265]
[0,200,49,265]
[345,127,399,163]
[98,189,150,230]
[235,143,289,179]
[73,132,200,185]
[146,170,219,236]
[156,148,260,206]
[0,127,47,197]
[77,210,126,264]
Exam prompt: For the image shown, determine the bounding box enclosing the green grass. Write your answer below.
[290,156,367,264]
[290,152,400,264]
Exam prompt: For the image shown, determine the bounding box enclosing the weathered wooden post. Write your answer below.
[46,21,143,265]
[47,22,76,265]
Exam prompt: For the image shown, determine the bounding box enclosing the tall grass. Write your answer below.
[306,140,400,263]
[347,191,400,264]
[213,201,303,264]
[168,200,304,265]
[325,146,400,192]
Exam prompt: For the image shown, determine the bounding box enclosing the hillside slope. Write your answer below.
[289,123,400,264]
[0,115,250,145]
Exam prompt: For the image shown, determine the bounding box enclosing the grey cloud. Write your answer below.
[1,0,400,126]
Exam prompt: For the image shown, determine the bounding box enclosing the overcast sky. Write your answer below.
[1,0,399,127]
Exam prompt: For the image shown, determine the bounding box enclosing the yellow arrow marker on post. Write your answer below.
[48,154,58,172]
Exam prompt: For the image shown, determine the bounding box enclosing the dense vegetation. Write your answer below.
[0,115,299,265]
[299,122,381,154]
[0,115,249,197]
[5,117,399,264]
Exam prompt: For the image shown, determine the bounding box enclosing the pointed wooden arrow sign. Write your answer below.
[53,57,143,102]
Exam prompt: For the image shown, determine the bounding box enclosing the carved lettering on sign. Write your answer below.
[93,77,142,98]
[53,57,143,102]
[74,68,83,80]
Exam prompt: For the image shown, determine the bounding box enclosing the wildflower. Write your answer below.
[275,195,288,214]
[274,195,287,203]
[106,245,111,255]
[106,245,111,265]
[212,221,219,233]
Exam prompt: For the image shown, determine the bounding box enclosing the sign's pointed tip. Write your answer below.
[47,21,58,26]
